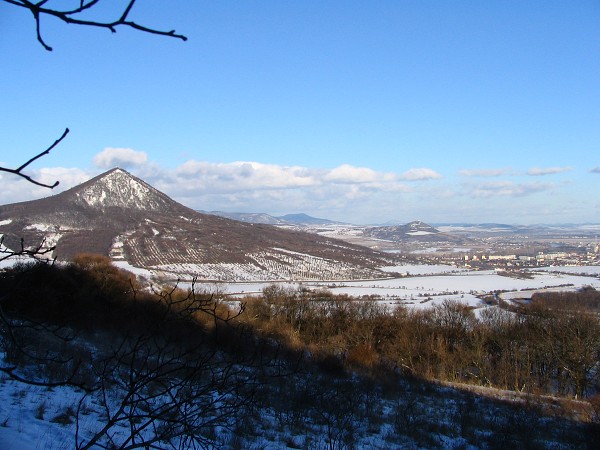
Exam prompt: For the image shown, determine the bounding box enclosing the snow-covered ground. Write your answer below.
[3,251,598,309]
[1,262,598,448]
[112,260,156,280]
[201,267,600,310]
[534,265,600,275]
[0,376,85,450]
[0,238,46,269]
[1,351,594,450]
[380,264,468,275]
[314,270,600,308]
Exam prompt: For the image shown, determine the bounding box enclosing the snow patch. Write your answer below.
[380,264,466,275]
[24,223,55,232]
[75,169,170,211]
[112,260,155,279]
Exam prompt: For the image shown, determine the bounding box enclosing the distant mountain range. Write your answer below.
[0,168,389,281]
[205,211,341,226]
[3,169,596,281]
[201,213,600,235]
[193,212,600,246]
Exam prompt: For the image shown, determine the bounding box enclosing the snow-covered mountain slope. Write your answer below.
[73,168,175,211]
[0,168,390,281]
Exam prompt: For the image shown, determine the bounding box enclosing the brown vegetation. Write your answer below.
[1,260,598,448]
[240,285,600,400]
[0,256,260,449]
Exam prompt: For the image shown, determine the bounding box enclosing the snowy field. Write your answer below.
[534,265,600,276]
[112,260,156,279]
[312,270,600,308]
[3,252,599,310]
[0,377,85,450]
[380,264,468,275]
[194,266,600,310]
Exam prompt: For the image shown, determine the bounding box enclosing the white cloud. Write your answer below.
[133,160,414,222]
[1,153,590,225]
[15,155,426,211]
[466,181,555,198]
[172,160,317,192]
[94,148,148,169]
[526,166,572,176]
[399,168,442,181]
[459,168,512,177]
[0,167,93,204]
[325,164,382,183]
[160,161,410,196]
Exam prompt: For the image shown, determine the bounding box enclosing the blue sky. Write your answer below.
[1,1,599,224]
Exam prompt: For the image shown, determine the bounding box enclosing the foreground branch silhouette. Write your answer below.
[0,128,68,262]
[0,259,265,449]
[1,0,187,258]
[2,0,187,51]
[0,5,198,446]
[0,127,68,189]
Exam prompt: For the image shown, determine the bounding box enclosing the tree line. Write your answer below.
[1,257,599,448]
[0,255,282,449]
[241,284,600,399]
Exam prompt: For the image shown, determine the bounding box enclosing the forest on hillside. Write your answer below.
[0,256,599,448]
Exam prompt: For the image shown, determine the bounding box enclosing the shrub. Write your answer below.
[346,343,378,369]
[50,406,75,425]
[34,401,47,420]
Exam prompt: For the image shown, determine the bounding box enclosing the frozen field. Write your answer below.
[534,265,600,276]
[3,254,599,310]
[205,265,600,309]
[380,264,468,275]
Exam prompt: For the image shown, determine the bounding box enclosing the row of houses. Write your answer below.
[462,248,599,266]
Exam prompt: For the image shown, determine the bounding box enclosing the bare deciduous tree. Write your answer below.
[73,289,253,450]
[0,260,265,449]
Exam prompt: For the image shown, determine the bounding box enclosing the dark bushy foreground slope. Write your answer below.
[1,259,599,448]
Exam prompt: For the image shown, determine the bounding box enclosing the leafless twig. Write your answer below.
[0,127,68,188]
[0,235,56,262]
[3,0,188,51]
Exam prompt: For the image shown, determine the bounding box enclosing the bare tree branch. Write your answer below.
[0,127,68,188]
[3,0,188,51]
[0,235,56,263]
